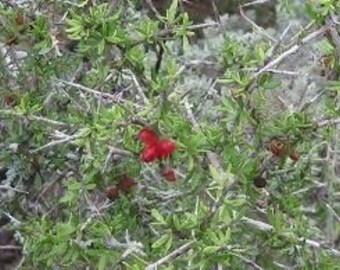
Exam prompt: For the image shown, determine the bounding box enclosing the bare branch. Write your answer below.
[0,245,22,250]
[0,109,67,127]
[146,241,194,270]
[30,129,86,154]
[239,1,276,43]
[57,79,142,111]
[317,118,340,128]
[0,185,28,194]
[251,26,327,79]
[241,217,340,257]
[128,70,148,104]
[231,252,265,270]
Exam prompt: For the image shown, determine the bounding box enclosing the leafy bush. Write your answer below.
[0,0,340,269]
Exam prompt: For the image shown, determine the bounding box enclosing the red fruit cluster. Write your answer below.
[138,128,176,163]
[106,175,136,201]
[161,168,176,182]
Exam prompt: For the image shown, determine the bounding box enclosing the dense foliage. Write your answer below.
[1,0,340,269]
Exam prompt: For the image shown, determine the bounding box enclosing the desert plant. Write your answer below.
[0,0,340,269]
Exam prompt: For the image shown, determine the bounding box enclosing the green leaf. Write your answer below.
[59,193,74,204]
[205,229,220,245]
[50,242,68,257]
[164,234,173,253]
[151,209,167,225]
[326,81,340,92]
[60,248,79,266]
[97,39,105,55]
[98,255,107,270]
[218,205,231,223]
[77,0,90,7]
[152,233,172,249]
[167,0,178,23]
[262,78,282,90]
[56,223,76,237]
[182,212,198,228]
[209,164,227,183]
[67,180,82,191]
[172,214,181,230]
[182,35,189,51]
[202,246,220,255]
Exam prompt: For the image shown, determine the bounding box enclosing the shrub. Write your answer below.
[0,0,340,269]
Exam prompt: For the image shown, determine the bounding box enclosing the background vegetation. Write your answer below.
[0,0,340,269]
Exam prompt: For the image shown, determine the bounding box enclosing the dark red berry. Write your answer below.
[161,168,176,182]
[106,186,119,200]
[117,175,136,193]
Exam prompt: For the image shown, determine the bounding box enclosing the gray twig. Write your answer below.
[251,26,327,80]
[0,185,28,194]
[146,241,194,270]
[0,110,67,127]
[241,217,340,256]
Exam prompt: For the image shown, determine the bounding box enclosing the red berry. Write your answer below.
[138,128,159,145]
[141,145,159,163]
[117,175,136,193]
[289,152,300,162]
[106,186,119,200]
[161,168,176,182]
[138,128,176,163]
[157,139,176,160]
[267,140,284,157]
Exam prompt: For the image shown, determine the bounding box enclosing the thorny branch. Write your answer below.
[0,185,28,194]
[239,0,276,43]
[57,79,141,108]
[0,110,67,127]
[325,15,340,58]
[146,241,194,270]
[0,245,22,250]
[251,26,328,81]
[241,217,340,257]
[230,251,265,270]
[29,129,85,154]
